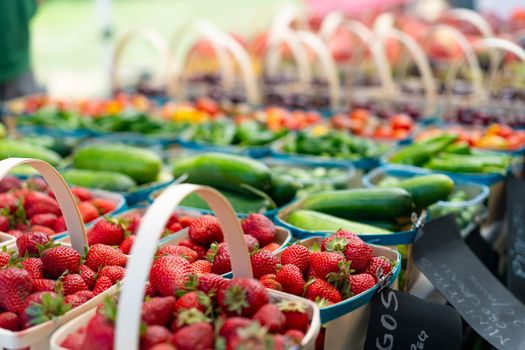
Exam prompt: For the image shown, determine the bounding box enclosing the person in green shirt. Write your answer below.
[0,0,41,101]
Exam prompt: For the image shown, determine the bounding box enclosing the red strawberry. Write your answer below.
[0,251,10,268]
[23,191,61,218]
[16,231,50,257]
[219,316,253,340]
[0,215,10,232]
[30,213,58,229]
[166,222,182,233]
[278,300,309,332]
[276,264,305,296]
[85,244,127,271]
[142,296,176,326]
[250,249,279,279]
[41,246,81,278]
[140,325,171,350]
[15,222,29,232]
[53,216,67,233]
[244,234,259,252]
[308,251,345,280]
[218,278,269,317]
[61,330,86,350]
[87,219,124,246]
[342,240,372,271]
[27,177,48,192]
[121,212,142,234]
[65,290,95,308]
[285,329,305,344]
[63,274,88,295]
[365,256,392,281]
[31,279,55,292]
[260,278,283,291]
[19,291,69,329]
[7,229,23,238]
[305,279,342,305]
[0,193,18,213]
[0,176,22,192]
[119,235,135,254]
[188,215,223,245]
[81,300,116,350]
[157,245,198,263]
[79,264,96,289]
[93,276,113,295]
[280,244,310,276]
[0,311,20,331]
[172,322,214,350]
[32,225,56,236]
[150,255,191,297]
[191,260,212,275]
[0,268,32,312]
[262,242,281,252]
[207,242,231,275]
[253,303,286,332]
[78,202,100,224]
[179,239,207,259]
[22,257,44,279]
[174,291,210,314]
[98,266,126,284]
[166,212,179,227]
[196,273,229,295]
[90,198,116,215]
[149,343,175,350]
[348,273,376,296]
[171,308,210,332]
[321,230,361,251]
[71,187,93,202]
[179,216,194,228]
[144,281,155,297]
[242,213,276,246]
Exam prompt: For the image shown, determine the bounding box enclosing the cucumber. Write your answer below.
[286,210,392,234]
[72,144,162,184]
[270,174,301,207]
[395,174,454,210]
[0,139,62,166]
[300,188,414,220]
[180,190,271,213]
[172,153,271,195]
[62,169,136,192]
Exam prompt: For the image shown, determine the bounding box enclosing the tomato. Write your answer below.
[393,129,410,140]
[506,132,525,150]
[469,130,483,146]
[496,124,513,138]
[350,108,370,122]
[374,126,394,139]
[390,113,413,130]
[195,97,219,116]
[331,115,353,130]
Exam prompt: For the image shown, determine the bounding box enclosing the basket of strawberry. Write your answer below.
[0,174,125,241]
[51,183,321,350]
[0,158,127,350]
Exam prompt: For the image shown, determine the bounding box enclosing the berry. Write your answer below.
[179,216,194,228]
[188,215,223,246]
[0,251,10,268]
[0,311,19,331]
[71,187,93,202]
[150,255,191,297]
[121,212,141,234]
[81,301,116,350]
[85,244,127,271]
[53,216,67,232]
[65,290,95,308]
[140,325,171,350]
[172,322,214,350]
[93,276,113,295]
[278,300,309,332]
[30,213,58,229]
[305,279,342,305]
[196,273,229,295]
[365,256,392,281]
[31,279,55,292]
[22,257,44,279]
[87,219,124,246]
[250,250,278,279]
[41,246,81,279]
[308,251,345,280]
[284,329,305,344]
[78,202,100,224]
[62,274,89,295]
[280,244,310,276]
[219,317,253,340]
[119,235,135,254]
[98,266,126,284]
[0,193,18,213]
[157,245,198,263]
[142,296,176,326]
[175,291,211,314]
[191,260,212,275]
[218,278,269,317]
[0,215,9,232]
[0,176,22,192]
[243,235,259,252]
[348,273,376,296]
[253,303,286,332]
[0,268,32,312]
[32,225,56,237]
[179,239,207,259]
[208,243,231,275]
[259,274,283,291]
[241,213,276,246]
[90,198,116,215]
[23,191,61,218]
[79,264,96,289]
[343,241,373,272]
[276,264,305,296]
[16,231,50,257]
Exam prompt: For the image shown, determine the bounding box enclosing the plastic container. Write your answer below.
[0,158,118,350]
[50,184,321,350]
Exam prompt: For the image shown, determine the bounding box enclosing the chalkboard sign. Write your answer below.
[506,175,525,304]
[414,215,525,350]
[363,286,462,350]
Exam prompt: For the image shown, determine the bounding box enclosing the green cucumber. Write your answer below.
[172,153,271,195]
[62,169,136,192]
[180,190,271,213]
[286,210,392,234]
[300,188,414,220]
[72,144,162,184]
[270,174,301,206]
[0,139,62,166]
[395,174,454,210]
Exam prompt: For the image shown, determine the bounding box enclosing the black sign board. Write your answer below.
[364,286,462,350]
[506,175,525,304]
[414,215,525,350]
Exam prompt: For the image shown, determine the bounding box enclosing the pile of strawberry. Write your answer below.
[0,176,116,238]
[256,230,394,306]
[61,275,312,350]
[0,231,127,332]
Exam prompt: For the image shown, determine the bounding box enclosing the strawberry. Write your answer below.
[31,279,55,292]
[22,257,44,279]
[171,308,210,332]
[262,242,281,252]
[79,264,96,289]
[23,191,61,218]
[98,266,126,284]
[61,330,86,350]
[157,245,198,263]
[260,278,283,291]
[85,244,127,271]
[20,291,72,328]
[144,281,155,297]
[32,225,56,237]
[119,235,135,254]
[0,193,18,213]
[93,276,113,295]
[0,311,19,331]
[188,215,223,246]
[78,201,100,224]
[174,291,211,314]
[179,239,207,259]
[166,212,179,227]
[149,343,175,350]
[87,219,124,246]
[207,242,231,275]
[30,213,58,229]
[71,187,93,202]
[16,231,50,257]
[284,329,305,344]
[7,229,23,238]
[179,216,194,228]
[81,299,116,350]
[276,264,305,296]
[365,256,392,281]
[324,232,372,271]
[244,234,259,252]
[321,230,361,251]
[53,216,67,232]
[121,212,141,234]
[140,325,171,350]
[308,251,345,280]
[226,323,286,350]
[65,290,95,308]
[196,273,229,295]
[90,198,116,215]
[278,300,309,332]
[167,222,182,233]
[241,213,276,246]
[0,175,22,192]
[172,322,214,350]
[191,260,212,275]
[280,244,310,276]
[219,316,253,340]
[218,278,269,317]
[253,303,286,332]
[0,215,10,232]
[348,273,376,296]
[150,255,191,297]
[142,296,176,326]
[27,177,48,192]
[305,279,342,305]
[62,274,88,295]
[41,246,81,278]
[0,251,10,268]
[250,249,278,279]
